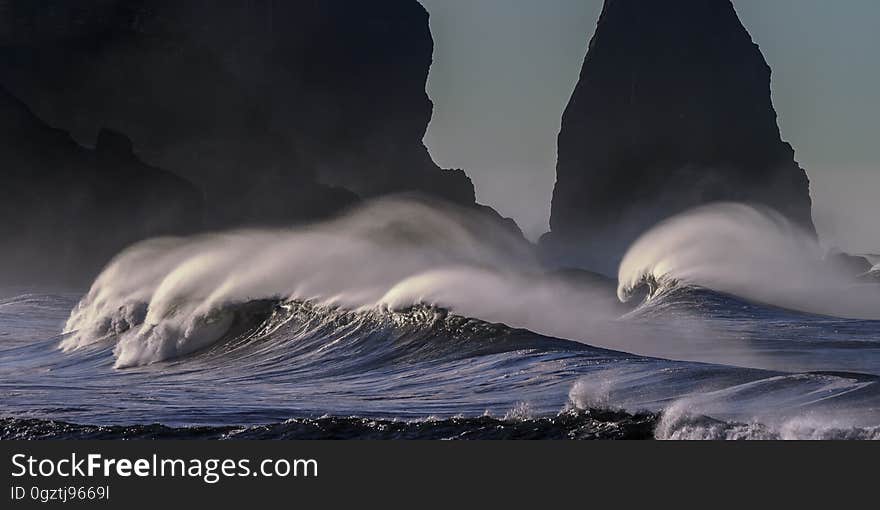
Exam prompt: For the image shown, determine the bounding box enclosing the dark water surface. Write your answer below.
[3,288,880,440]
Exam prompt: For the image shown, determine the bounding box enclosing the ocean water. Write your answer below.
[2,199,880,439]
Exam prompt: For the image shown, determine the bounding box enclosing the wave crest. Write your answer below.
[61,197,620,367]
[617,203,880,319]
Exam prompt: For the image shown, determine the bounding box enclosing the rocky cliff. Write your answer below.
[0,86,202,283]
[0,0,475,229]
[541,0,815,275]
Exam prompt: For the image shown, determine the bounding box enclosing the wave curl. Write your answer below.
[617,203,880,319]
[62,197,621,367]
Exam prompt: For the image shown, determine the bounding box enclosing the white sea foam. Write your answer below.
[63,199,880,369]
[617,202,880,319]
[569,367,880,440]
[62,197,620,367]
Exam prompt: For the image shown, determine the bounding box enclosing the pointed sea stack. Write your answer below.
[541,0,815,275]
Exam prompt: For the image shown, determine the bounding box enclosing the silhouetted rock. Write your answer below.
[541,0,815,275]
[0,0,477,229]
[0,87,203,283]
[95,128,136,164]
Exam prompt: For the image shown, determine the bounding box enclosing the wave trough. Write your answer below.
[3,199,880,439]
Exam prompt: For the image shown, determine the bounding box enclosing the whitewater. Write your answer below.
[3,198,880,439]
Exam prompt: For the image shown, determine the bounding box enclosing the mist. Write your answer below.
[62,197,624,367]
[618,203,880,319]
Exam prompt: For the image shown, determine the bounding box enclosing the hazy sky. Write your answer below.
[420,0,880,252]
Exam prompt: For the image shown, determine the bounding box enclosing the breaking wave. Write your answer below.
[568,365,880,440]
[617,203,880,319]
[3,199,878,439]
[62,197,623,367]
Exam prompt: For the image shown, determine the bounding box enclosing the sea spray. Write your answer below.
[617,203,880,319]
[62,197,621,367]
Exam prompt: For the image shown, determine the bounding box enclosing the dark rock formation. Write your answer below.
[541,0,815,275]
[0,0,476,229]
[0,86,203,283]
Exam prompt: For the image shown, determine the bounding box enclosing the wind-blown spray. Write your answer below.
[617,203,880,319]
[62,197,620,367]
